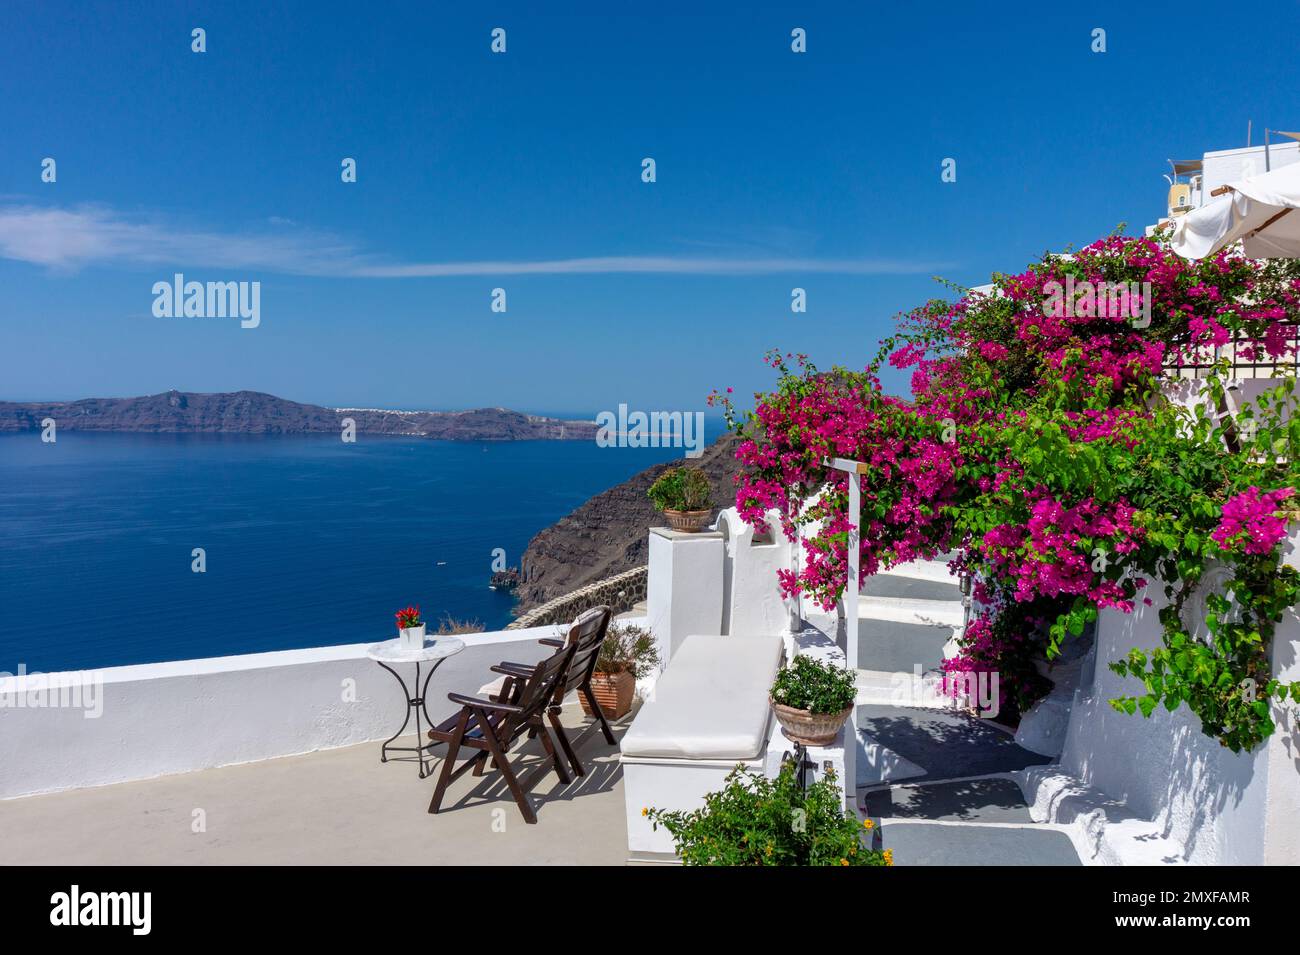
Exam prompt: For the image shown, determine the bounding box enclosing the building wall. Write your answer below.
[1200,142,1300,199]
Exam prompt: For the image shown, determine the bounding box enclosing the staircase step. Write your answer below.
[879,821,1081,866]
[859,594,963,628]
[858,705,1051,783]
[877,558,959,586]
[856,620,952,674]
[863,574,962,602]
[857,733,929,787]
[855,668,947,708]
[865,778,1032,823]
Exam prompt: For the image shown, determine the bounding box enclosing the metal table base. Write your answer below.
[375,657,451,778]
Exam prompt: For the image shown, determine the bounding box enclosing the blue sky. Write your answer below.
[1,0,1297,416]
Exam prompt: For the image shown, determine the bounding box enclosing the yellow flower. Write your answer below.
[640,807,648,816]
[862,818,874,830]
[883,849,894,867]
[839,858,849,866]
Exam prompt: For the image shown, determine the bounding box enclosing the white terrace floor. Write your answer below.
[0,708,630,865]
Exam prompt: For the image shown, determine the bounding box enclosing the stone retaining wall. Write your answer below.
[507,565,648,630]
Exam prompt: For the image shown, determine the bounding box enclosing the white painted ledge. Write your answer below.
[0,625,567,800]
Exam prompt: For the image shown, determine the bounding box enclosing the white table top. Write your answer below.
[365,636,466,664]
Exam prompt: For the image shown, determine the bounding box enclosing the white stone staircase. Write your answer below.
[854,557,965,709]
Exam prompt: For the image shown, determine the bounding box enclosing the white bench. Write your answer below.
[620,633,785,861]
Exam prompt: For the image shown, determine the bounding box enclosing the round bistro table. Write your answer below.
[365,636,466,778]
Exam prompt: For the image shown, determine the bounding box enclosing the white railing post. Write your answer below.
[846,473,861,672]
[825,457,866,814]
[788,493,804,634]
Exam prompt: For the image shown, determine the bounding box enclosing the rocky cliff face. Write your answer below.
[514,434,744,613]
[0,391,598,440]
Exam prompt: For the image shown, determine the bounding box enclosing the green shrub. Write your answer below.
[770,654,856,714]
[595,624,660,679]
[647,466,711,511]
[645,762,892,866]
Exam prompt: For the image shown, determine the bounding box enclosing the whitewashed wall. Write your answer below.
[1027,529,1299,865]
[646,527,723,661]
[717,507,792,637]
[1264,535,1300,865]
[0,626,563,800]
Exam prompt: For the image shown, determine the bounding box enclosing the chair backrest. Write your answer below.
[509,642,576,732]
[557,605,612,697]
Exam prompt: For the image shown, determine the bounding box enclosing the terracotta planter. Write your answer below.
[663,508,712,533]
[770,698,854,746]
[581,671,635,719]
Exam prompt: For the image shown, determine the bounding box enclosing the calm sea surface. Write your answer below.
[0,432,696,671]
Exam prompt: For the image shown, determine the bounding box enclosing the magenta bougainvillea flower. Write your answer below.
[1211,487,1295,555]
[716,234,1299,721]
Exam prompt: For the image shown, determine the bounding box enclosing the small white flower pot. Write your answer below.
[398,623,427,650]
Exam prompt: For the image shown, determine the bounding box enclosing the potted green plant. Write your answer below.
[769,654,857,746]
[647,465,713,532]
[394,605,425,650]
[646,762,891,866]
[583,623,660,719]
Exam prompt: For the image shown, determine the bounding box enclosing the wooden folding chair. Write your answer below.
[491,605,614,778]
[426,641,575,825]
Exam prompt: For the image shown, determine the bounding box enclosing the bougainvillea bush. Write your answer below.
[713,235,1300,750]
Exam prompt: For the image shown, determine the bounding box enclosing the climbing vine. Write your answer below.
[714,234,1300,750]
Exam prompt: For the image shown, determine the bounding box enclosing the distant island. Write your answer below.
[0,390,599,441]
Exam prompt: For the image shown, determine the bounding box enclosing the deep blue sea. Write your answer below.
[0,432,699,672]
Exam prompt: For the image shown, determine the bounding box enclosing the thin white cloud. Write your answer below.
[353,256,942,277]
[0,205,366,275]
[0,203,949,278]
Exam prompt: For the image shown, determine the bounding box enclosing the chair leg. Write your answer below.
[582,683,618,744]
[470,750,490,777]
[534,715,572,785]
[428,710,469,815]
[549,705,585,777]
[482,725,537,825]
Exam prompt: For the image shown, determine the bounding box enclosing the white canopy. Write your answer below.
[1169,162,1300,259]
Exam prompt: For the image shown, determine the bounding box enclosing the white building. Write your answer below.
[1159,137,1300,221]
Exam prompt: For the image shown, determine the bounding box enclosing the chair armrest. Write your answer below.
[448,691,523,714]
[491,662,534,677]
[538,638,564,648]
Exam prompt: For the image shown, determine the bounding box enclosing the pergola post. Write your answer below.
[787,492,805,634]
[825,457,866,813]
